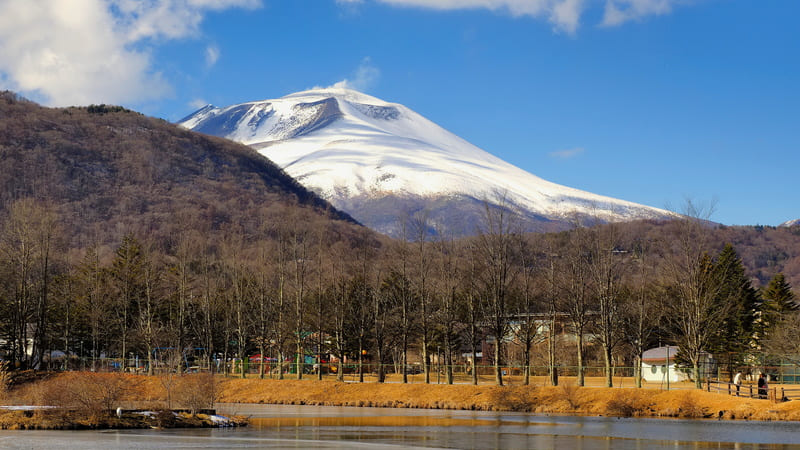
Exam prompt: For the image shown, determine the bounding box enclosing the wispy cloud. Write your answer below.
[365,0,586,33]
[602,0,684,26]
[205,45,220,68]
[549,147,584,159]
[189,98,209,109]
[340,0,696,33]
[0,0,261,107]
[326,57,381,92]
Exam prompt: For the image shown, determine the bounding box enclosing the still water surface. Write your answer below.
[0,404,798,449]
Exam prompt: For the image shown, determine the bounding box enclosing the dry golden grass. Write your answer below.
[5,372,800,422]
[0,372,240,430]
[214,377,800,421]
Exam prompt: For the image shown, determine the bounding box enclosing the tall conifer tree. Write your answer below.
[761,272,797,326]
[710,244,759,374]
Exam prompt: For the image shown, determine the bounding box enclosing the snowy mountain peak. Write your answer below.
[179,89,677,236]
[780,219,800,227]
[280,87,392,105]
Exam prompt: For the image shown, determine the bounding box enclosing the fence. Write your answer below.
[40,356,800,391]
[706,379,800,401]
[38,358,702,388]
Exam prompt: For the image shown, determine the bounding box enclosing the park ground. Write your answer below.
[2,372,800,428]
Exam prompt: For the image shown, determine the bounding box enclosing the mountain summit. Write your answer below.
[179,88,675,236]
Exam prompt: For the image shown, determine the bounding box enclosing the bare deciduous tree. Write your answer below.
[624,236,664,388]
[513,238,545,386]
[664,201,731,388]
[561,226,593,387]
[587,224,627,388]
[475,192,520,386]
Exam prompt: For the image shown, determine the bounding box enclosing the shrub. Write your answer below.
[606,391,646,417]
[173,373,217,415]
[677,392,707,418]
[37,373,132,425]
[489,388,530,412]
[560,384,581,410]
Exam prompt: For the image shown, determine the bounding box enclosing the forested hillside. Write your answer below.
[0,92,797,391]
[613,220,800,289]
[0,92,379,372]
[0,91,356,249]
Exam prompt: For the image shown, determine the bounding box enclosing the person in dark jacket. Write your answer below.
[757,373,769,399]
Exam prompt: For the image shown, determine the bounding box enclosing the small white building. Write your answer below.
[641,346,714,383]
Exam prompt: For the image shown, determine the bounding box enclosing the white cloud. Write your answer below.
[602,0,682,26]
[549,147,584,159]
[189,98,209,109]
[113,0,261,42]
[205,45,220,68]
[327,57,381,92]
[551,0,583,33]
[0,0,260,107]
[345,0,695,33]
[360,0,587,33]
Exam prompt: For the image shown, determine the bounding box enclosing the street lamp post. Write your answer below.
[666,345,670,391]
[437,346,441,384]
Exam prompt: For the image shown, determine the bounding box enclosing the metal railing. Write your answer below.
[40,357,800,392]
[706,378,800,401]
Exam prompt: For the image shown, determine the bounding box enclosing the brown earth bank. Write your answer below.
[2,372,800,427]
[215,378,800,422]
[0,372,246,430]
[0,409,246,431]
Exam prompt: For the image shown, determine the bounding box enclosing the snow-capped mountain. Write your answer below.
[179,88,676,236]
[780,219,800,227]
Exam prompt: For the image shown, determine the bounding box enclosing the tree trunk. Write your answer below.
[278,349,285,380]
[523,346,531,386]
[402,337,408,384]
[494,339,503,386]
[147,344,153,376]
[222,342,229,377]
[422,335,430,384]
[337,346,344,382]
[259,343,265,379]
[471,328,479,386]
[549,310,557,386]
[576,330,585,387]
[296,340,303,381]
[635,341,644,388]
[358,342,364,383]
[377,347,385,383]
[445,334,454,385]
[693,359,702,389]
[121,330,127,373]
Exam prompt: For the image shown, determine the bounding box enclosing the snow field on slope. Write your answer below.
[179,88,674,222]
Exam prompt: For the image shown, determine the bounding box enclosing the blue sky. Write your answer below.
[1,0,798,226]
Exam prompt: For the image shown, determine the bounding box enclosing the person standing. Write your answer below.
[757,373,768,399]
[733,371,742,396]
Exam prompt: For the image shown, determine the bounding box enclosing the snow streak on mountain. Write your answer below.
[179,88,675,236]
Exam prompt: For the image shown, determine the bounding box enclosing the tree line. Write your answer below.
[0,196,797,389]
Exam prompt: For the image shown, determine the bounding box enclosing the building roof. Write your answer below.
[642,346,712,363]
[642,346,680,363]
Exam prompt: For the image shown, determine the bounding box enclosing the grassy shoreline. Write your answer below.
[0,409,246,430]
[216,378,800,421]
[2,372,799,429]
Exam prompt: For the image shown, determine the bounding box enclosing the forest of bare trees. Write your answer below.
[1,91,799,396]
[1,195,797,388]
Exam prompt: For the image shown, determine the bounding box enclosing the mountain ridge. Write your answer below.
[0,91,359,248]
[180,88,678,236]
[781,219,800,227]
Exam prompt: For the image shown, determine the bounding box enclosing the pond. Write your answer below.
[0,404,797,449]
